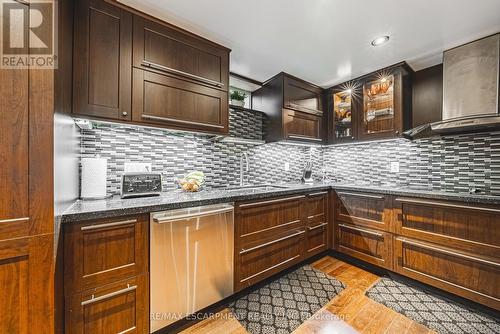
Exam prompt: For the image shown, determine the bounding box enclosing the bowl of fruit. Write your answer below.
[177,171,205,192]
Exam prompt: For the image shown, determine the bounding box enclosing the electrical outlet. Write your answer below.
[390,161,400,173]
[284,162,290,171]
[124,162,152,173]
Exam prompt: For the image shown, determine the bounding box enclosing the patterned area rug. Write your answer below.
[366,277,500,334]
[228,265,345,334]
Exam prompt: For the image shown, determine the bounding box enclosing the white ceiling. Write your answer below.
[120,0,500,88]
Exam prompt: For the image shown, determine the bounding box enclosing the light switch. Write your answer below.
[284,162,290,171]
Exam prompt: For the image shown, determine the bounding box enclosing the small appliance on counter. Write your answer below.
[301,161,314,184]
[120,172,162,199]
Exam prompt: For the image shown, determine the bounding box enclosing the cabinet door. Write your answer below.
[73,0,132,120]
[65,275,149,334]
[284,76,322,113]
[327,83,360,144]
[335,223,393,269]
[394,237,500,310]
[236,230,306,291]
[393,197,500,259]
[335,191,392,231]
[305,192,329,256]
[0,236,54,334]
[64,215,148,294]
[284,109,323,142]
[133,15,229,91]
[0,53,29,239]
[358,69,404,140]
[132,68,228,134]
[235,195,306,291]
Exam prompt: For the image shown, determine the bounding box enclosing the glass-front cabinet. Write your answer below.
[331,86,356,142]
[362,75,395,135]
[327,63,412,144]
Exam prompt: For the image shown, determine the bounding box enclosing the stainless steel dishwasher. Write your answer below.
[150,203,234,332]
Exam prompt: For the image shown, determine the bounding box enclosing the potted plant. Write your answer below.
[230,90,246,107]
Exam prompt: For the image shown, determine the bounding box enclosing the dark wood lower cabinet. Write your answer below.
[235,192,331,291]
[336,223,393,269]
[394,237,500,310]
[64,215,149,333]
[334,191,500,311]
[65,275,149,334]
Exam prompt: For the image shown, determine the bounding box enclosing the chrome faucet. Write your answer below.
[240,152,249,186]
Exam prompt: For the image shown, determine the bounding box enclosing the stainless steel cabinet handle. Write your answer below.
[397,237,500,268]
[308,191,328,197]
[336,191,384,199]
[81,284,137,306]
[80,219,137,231]
[286,103,323,116]
[153,206,234,223]
[238,195,306,208]
[0,217,29,224]
[338,224,383,237]
[141,60,224,88]
[141,114,225,129]
[240,230,305,254]
[308,222,328,230]
[394,198,500,214]
[287,135,323,142]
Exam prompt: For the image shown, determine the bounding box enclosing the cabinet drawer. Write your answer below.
[65,275,149,334]
[284,109,323,142]
[133,15,229,90]
[236,195,304,245]
[335,223,393,269]
[305,192,329,255]
[394,197,500,258]
[64,215,148,294]
[394,237,500,310]
[335,191,391,231]
[235,230,305,291]
[132,68,228,134]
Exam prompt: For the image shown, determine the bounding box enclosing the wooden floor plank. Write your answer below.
[181,255,434,334]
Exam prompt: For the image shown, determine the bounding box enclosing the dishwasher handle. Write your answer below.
[152,204,234,223]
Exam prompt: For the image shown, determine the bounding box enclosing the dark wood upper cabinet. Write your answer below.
[132,16,229,91]
[252,73,324,143]
[73,0,132,121]
[131,15,230,134]
[326,63,413,144]
[72,0,230,134]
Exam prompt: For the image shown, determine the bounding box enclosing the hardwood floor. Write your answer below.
[181,256,435,334]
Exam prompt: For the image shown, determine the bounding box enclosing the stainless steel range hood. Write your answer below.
[404,33,500,139]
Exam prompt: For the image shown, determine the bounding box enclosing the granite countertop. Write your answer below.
[61,182,500,223]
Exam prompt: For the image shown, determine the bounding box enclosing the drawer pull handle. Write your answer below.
[287,135,323,142]
[308,191,328,197]
[338,224,383,237]
[153,206,234,223]
[308,222,328,230]
[141,60,224,88]
[141,114,225,129]
[397,238,500,268]
[80,219,137,231]
[240,230,305,254]
[337,192,384,200]
[238,195,305,208]
[0,217,29,223]
[81,284,137,306]
[395,198,500,214]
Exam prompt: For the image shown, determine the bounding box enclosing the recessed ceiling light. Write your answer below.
[371,36,390,46]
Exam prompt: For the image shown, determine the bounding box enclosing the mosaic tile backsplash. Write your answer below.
[80,110,500,196]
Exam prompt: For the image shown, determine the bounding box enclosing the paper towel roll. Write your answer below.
[81,158,107,199]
